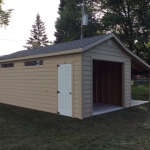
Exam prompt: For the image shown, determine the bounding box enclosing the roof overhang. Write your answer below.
[82,33,150,73]
[0,33,150,74]
[0,48,82,63]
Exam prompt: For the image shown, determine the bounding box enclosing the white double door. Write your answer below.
[58,64,72,117]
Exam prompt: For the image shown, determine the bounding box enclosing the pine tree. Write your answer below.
[24,13,49,49]
[54,0,101,44]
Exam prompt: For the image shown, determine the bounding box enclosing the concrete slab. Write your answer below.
[93,100,149,116]
[131,100,149,106]
[93,103,122,116]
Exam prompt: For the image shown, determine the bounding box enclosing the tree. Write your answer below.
[54,0,101,44]
[0,0,13,27]
[24,13,49,49]
[98,0,150,64]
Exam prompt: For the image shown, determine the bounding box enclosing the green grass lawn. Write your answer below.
[0,102,150,150]
[131,84,149,100]
[0,84,149,150]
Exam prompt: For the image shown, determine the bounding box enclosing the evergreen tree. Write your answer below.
[54,0,101,44]
[98,0,150,63]
[0,0,13,28]
[24,13,49,49]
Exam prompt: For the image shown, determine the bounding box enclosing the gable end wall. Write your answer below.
[82,39,131,118]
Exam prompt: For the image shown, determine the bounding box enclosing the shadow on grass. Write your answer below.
[0,103,150,150]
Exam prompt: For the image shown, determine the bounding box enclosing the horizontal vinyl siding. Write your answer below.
[82,54,92,118]
[0,53,82,119]
[82,39,131,118]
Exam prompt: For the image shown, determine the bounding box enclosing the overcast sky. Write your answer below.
[0,0,60,55]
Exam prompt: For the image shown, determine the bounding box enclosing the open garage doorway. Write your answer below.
[93,60,123,115]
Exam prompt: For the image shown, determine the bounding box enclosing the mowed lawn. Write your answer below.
[0,84,149,150]
[0,103,150,150]
[131,83,149,100]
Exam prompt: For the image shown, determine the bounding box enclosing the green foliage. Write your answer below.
[54,0,101,44]
[0,0,13,27]
[55,0,150,63]
[98,0,150,64]
[24,13,49,49]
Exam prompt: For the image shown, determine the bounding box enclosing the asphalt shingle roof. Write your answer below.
[0,34,109,60]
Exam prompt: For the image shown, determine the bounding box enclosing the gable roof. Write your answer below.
[0,33,150,72]
[0,34,109,61]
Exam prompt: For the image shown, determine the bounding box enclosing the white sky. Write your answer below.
[0,0,60,55]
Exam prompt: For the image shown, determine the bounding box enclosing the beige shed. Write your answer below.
[0,33,149,119]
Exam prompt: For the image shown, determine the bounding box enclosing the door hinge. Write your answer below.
[57,111,60,115]
[57,64,60,67]
[57,91,60,94]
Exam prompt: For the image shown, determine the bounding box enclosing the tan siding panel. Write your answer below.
[74,66,80,70]
[74,104,80,109]
[0,88,57,95]
[74,89,79,94]
[74,113,80,118]
[74,71,80,76]
[0,53,82,119]
[74,76,80,80]
[73,98,80,104]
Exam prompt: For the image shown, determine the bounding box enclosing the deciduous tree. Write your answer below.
[54,0,101,44]
[98,0,150,63]
[0,0,13,27]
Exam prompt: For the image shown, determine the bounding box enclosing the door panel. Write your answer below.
[58,64,72,117]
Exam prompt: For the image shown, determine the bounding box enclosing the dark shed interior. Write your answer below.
[93,60,122,106]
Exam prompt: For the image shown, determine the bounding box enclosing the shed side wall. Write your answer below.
[82,39,131,118]
[0,53,82,119]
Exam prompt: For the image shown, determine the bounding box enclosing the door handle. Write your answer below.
[69,92,72,94]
